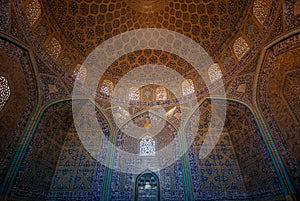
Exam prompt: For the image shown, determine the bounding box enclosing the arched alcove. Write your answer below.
[184,98,286,200]
[135,171,160,201]
[107,110,186,200]
[9,99,111,200]
[256,33,300,193]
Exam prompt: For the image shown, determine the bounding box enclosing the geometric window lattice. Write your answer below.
[208,63,223,83]
[129,87,140,101]
[253,0,271,24]
[100,79,114,96]
[233,37,250,61]
[0,76,11,112]
[25,0,41,26]
[75,66,87,83]
[46,37,61,60]
[140,136,156,156]
[156,86,167,101]
[182,79,195,96]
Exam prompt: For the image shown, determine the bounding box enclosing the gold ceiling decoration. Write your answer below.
[126,0,169,14]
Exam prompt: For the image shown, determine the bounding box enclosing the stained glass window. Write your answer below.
[233,37,250,61]
[129,87,140,101]
[140,136,155,156]
[100,79,114,96]
[182,79,195,96]
[46,37,61,60]
[0,76,11,111]
[25,0,41,26]
[208,63,222,83]
[156,87,167,101]
[253,0,271,24]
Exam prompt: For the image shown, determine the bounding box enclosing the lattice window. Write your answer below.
[0,76,11,111]
[75,66,87,83]
[129,87,140,101]
[182,79,195,96]
[140,136,155,156]
[253,0,271,24]
[233,37,250,60]
[46,37,61,60]
[208,63,222,83]
[100,79,114,96]
[156,86,167,101]
[25,0,42,26]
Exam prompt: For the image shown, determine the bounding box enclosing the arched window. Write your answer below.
[156,87,167,101]
[100,79,114,96]
[25,0,41,26]
[208,63,222,83]
[140,136,155,156]
[129,87,140,101]
[75,66,87,83]
[46,37,61,60]
[135,172,159,201]
[0,76,11,111]
[253,0,271,24]
[233,37,250,61]
[182,79,195,96]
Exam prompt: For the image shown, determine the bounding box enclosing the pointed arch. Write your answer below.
[182,79,195,96]
[183,97,294,199]
[135,170,160,201]
[254,31,300,195]
[0,33,40,195]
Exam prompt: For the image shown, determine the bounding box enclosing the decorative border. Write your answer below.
[0,32,41,195]
[254,30,300,194]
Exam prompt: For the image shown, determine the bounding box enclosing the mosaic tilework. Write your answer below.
[185,99,285,200]
[9,100,110,200]
[46,101,110,200]
[109,160,186,201]
[44,0,251,57]
[10,102,73,200]
[108,110,185,200]
[116,112,176,154]
[40,74,69,104]
[159,160,185,201]
[258,34,300,191]
[0,0,10,32]
[12,0,281,107]
[227,74,254,104]
[284,0,300,31]
[225,101,283,197]
[0,38,38,187]
[9,12,27,45]
[47,131,106,201]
